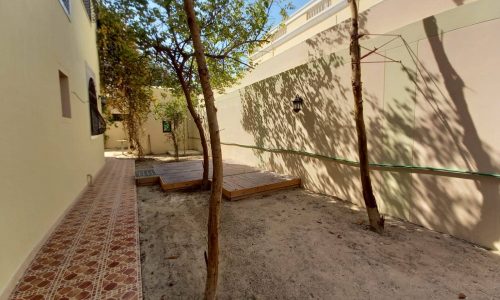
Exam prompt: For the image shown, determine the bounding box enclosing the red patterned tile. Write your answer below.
[9,158,142,300]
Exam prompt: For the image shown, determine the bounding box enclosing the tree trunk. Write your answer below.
[179,79,210,189]
[183,0,223,299]
[171,128,179,161]
[348,0,384,233]
[168,51,210,189]
[125,115,144,159]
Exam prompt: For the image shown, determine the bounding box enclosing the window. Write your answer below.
[111,114,127,122]
[88,78,106,135]
[59,0,71,17]
[59,71,71,118]
[162,121,172,133]
[82,0,94,21]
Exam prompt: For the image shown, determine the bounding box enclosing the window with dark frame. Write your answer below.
[83,0,94,21]
[112,114,127,122]
[88,78,106,135]
[59,0,71,16]
[162,121,172,133]
[59,71,71,118]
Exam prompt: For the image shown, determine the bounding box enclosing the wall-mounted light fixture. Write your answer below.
[292,95,304,113]
[99,95,107,106]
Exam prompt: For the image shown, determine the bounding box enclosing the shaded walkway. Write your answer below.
[10,158,142,300]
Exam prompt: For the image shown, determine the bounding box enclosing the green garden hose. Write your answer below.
[218,141,500,179]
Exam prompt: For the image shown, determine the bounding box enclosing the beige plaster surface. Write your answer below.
[0,0,105,296]
[105,88,200,155]
[209,0,500,250]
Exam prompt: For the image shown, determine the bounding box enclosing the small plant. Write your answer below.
[153,97,187,160]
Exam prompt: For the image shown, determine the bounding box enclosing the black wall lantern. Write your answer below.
[99,95,107,107]
[292,95,304,113]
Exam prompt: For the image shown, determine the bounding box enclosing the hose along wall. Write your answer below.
[215,140,500,179]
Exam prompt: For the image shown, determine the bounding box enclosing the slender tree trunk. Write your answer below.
[171,129,179,161]
[135,119,145,158]
[168,53,210,189]
[130,122,144,158]
[348,0,384,233]
[124,93,144,159]
[183,0,223,298]
[179,80,210,189]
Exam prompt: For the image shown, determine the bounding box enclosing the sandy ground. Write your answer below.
[136,161,500,300]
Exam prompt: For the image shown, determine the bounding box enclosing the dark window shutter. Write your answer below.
[88,79,106,135]
[83,0,94,21]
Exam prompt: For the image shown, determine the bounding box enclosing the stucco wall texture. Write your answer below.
[205,0,500,250]
[105,88,200,154]
[0,0,105,296]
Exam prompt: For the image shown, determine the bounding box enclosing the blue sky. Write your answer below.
[267,0,311,28]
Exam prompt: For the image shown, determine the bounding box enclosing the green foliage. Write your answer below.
[112,0,289,94]
[96,3,157,156]
[99,0,289,159]
[153,97,187,131]
[153,96,188,159]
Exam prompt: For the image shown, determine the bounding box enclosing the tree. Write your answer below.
[348,0,384,233]
[113,0,283,187]
[153,96,188,160]
[96,3,155,158]
[183,2,223,299]
[107,1,289,297]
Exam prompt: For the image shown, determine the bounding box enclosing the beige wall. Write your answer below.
[105,88,200,155]
[211,0,500,250]
[0,0,105,296]
[245,0,478,93]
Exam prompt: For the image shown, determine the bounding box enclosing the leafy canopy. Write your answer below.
[153,96,188,130]
[97,3,155,118]
[106,0,290,94]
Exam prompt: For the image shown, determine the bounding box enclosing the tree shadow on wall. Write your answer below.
[305,9,369,61]
[393,16,499,248]
[358,15,499,248]
[239,9,387,209]
[239,12,499,248]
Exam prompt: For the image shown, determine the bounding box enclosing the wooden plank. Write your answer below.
[143,159,301,200]
[221,178,244,191]
[153,160,208,175]
[135,176,159,186]
[222,188,233,199]
[225,171,295,190]
[223,177,301,200]
[160,171,204,184]
[135,168,159,186]
[221,163,259,176]
[135,169,157,177]
[160,177,204,191]
[226,183,300,201]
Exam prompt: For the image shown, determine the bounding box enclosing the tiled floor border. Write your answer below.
[9,158,142,300]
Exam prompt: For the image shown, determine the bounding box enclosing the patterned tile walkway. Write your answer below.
[10,158,142,300]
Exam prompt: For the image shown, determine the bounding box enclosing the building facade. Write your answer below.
[0,0,105,296]
[205,0,500,250]
[105,88,200,155]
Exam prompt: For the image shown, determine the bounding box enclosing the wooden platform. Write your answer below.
[222,171,301,200]
[135,160,300,200]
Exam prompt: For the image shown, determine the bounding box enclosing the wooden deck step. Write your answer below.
[137,160,301,199]
[160,171,205,191]
[222,171,301,200]
[135,168,159,186]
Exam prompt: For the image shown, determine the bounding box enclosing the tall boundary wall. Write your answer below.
[196,0,500,250]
